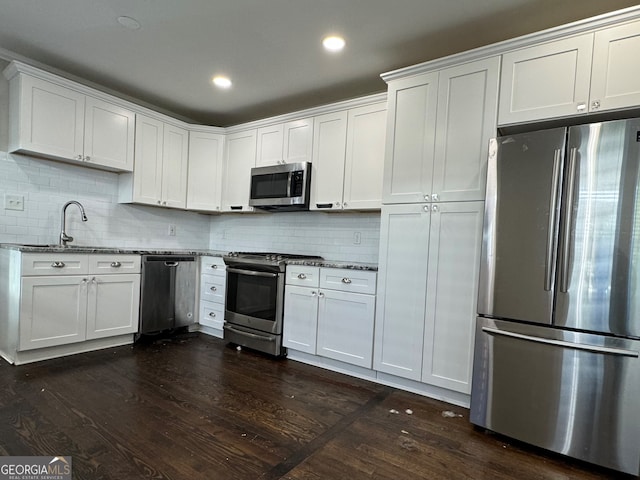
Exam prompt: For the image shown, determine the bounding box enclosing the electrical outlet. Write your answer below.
[353,232,361,245]
[4,194,24,211]
[168,224,176,236]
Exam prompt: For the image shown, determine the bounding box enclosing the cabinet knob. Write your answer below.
[432,193,439,202]
[343,202,348,208]
[297,273,307,280]
[84,156,91,162]
[162,201,167,206]
[76,154,83,161]
[336,201,342,208]
[209,312,216,318]
[424,194,430,201]
[341,277,352,284]
[210,264,218,269]
[432,205,439,213]
[591,100,601,110]
[423,205,430,213]
[210,286,217,292]
[318,292,325,298]
[51,261,65,268]
[110,261,122,268]
[311,291,317,296]
[157,200,161,205]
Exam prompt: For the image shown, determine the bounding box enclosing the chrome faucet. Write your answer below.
[59,201,88,246]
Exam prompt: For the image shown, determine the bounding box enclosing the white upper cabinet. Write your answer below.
[221,129,257,212]
[433,58,499,202]
[498,34,594,124]
[120,114,188,208]
[311,102,386,211]
[186,130,225,212]
[382,72,438,205]
[499,19,640,124]
[382,57,499,204]
[590,20,640,112]
[6,71,135,171]
[255,118,313,167]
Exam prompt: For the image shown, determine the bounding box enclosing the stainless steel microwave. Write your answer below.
[249,162,311,211]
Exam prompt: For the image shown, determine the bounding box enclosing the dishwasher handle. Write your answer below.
[164,261,179,267]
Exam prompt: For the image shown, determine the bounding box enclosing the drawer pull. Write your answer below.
[297,273,307,280]
[210,264,218,269]
[210,286,217,292]
[209,312,216,318]
[342,278,352,284]
[51,261,65,268]
[111,261,122,268]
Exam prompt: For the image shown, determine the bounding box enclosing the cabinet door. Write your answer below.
[422,201,484,393]
[317,289,375,368]
[132,114,164,206]
[186,131,224,211]
[498,34,594,125]
[83,96,135,171]
[310,111,347,210]
[433,57,499,202]
[86,274,140,340]
[283,118,313,164]
[19,275,87,350]
[382,72,438,204]
[283,285,318,354]
[161,124,189,208]
[374,203,431,380]
[343,103,386,210]
[590,20,640,112]
[221,130,257,212]
[18,75,85,161]
[256,124,284,167]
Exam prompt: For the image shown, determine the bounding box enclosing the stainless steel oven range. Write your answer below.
[222,252,322,356]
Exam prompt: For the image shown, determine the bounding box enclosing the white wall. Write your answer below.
[209,212,380,263]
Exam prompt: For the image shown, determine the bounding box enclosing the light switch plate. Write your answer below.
[4,194,24,211]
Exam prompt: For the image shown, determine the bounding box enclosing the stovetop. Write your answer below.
[223,251,323,270]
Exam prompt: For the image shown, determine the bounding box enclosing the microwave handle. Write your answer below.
[287,171,293,198]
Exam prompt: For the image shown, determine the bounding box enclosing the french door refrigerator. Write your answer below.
[471,118,640,476]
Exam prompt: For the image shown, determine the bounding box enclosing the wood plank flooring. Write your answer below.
[0,333,632,479]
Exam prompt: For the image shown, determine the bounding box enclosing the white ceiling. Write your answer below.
[0,0,637,126]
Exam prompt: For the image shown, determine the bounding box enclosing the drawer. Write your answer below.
[199,301,224,330]
[88,254,141,274]
[320,268,377,295]
[21,253,88,276]
[286,265,320,287]
[200,256,226,276]
[200,274,226,303]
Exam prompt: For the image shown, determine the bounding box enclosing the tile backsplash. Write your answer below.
[0,151,381,262]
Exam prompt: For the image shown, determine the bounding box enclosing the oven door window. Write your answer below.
[226,269,278,321]
[251,172,290,199]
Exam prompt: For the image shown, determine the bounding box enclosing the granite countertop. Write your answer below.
[286,258,378,271]
[0,243,227,257]
[0,244,376,270]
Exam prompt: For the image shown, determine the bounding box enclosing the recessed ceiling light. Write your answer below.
[212,75,232,89]
[322,35,345,53]
[117,16,141,30]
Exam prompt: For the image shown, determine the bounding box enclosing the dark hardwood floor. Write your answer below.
[0,333,632,479]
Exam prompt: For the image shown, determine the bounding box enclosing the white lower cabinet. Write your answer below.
[16,253,141,352]
[284,266,377,368]
[198,256,226,336]
[374,201,484,393]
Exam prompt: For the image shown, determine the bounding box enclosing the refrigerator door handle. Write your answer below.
[559,147,578,293]
[482,327,639,357]
[544,149,563,291]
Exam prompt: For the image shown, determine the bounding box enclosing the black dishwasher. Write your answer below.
[139,255,197,335]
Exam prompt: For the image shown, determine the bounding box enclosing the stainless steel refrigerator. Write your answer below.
[471,119,640,476]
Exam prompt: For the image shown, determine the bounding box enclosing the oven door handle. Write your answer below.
[226,267,278,278]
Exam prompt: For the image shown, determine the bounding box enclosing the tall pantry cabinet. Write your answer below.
[374,56,499,393]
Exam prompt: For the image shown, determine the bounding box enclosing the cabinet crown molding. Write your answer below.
[381,5,640,83]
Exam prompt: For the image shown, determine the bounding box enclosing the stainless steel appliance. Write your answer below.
[139,255,197,335]
[471,119,640,476]
[249,162,311,211]
[223,252,322,356]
